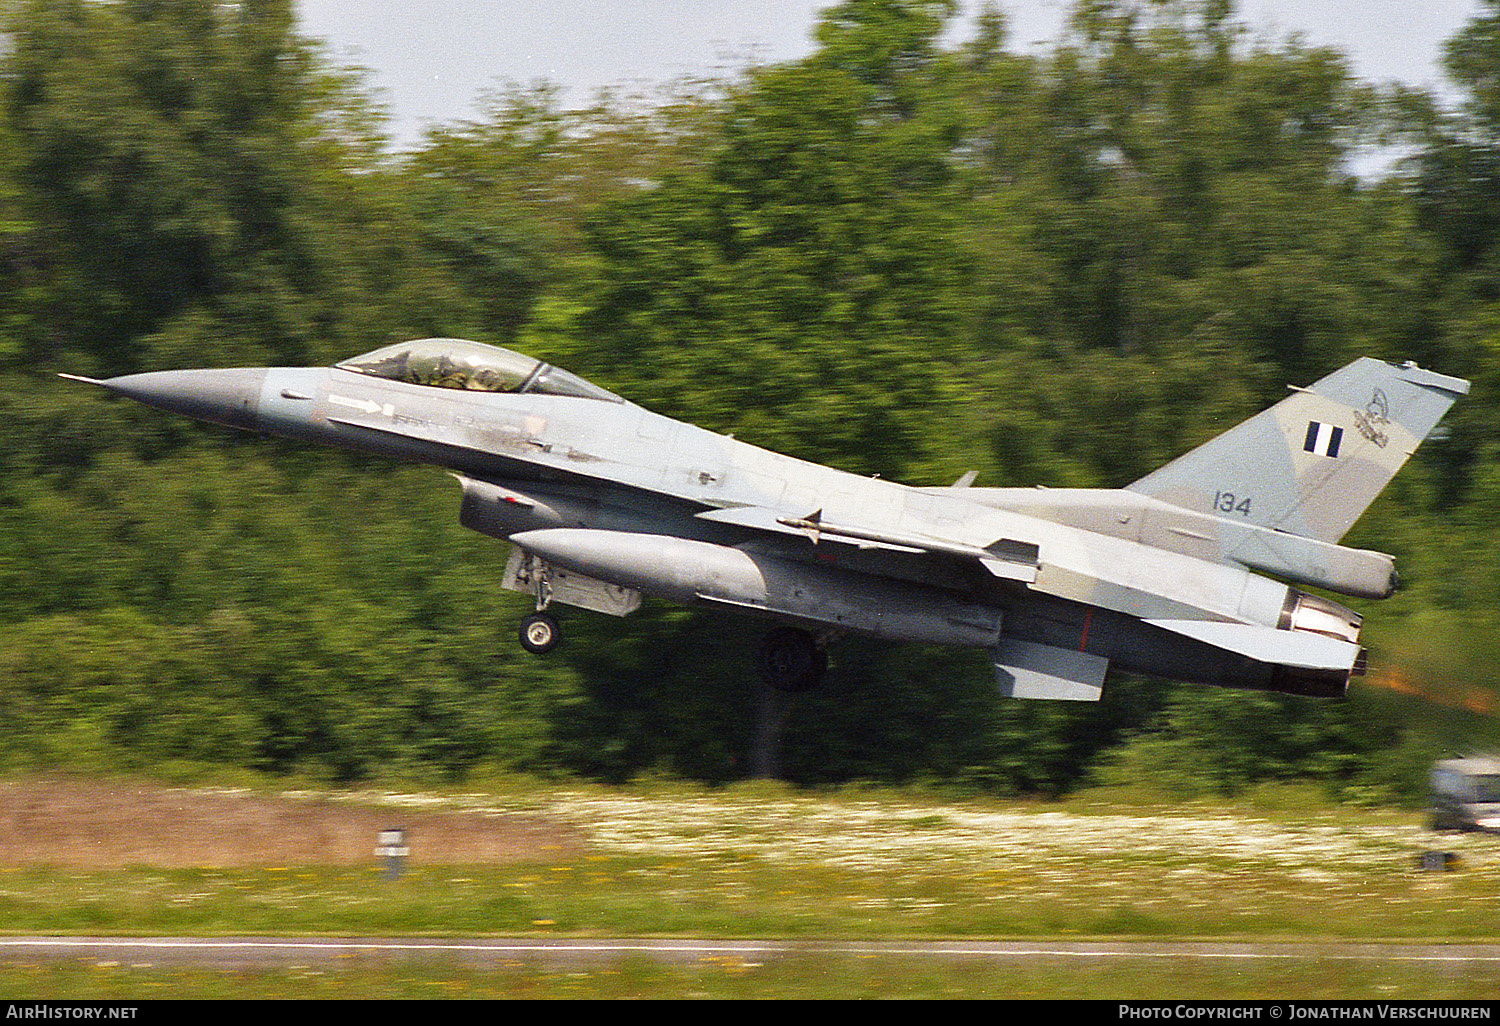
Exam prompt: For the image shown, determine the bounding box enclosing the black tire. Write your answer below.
[519,612,561,654]
[756,627,825,692]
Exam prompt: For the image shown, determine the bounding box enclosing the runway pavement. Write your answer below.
[3,937,1499,969]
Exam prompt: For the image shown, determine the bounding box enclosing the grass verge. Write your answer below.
[0,775,1495,941]
[2,955,1498,1000]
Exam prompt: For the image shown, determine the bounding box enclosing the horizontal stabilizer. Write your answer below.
[994,639,1107,701]
[1147,619,1359,671]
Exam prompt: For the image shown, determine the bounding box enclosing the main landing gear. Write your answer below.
[755,626,829,693]
[751,626,832,778]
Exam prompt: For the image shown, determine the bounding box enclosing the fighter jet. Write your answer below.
[62,338,1468,700]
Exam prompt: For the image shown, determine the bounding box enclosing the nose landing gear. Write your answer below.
[518,612,561,654]
[516,555,561,654]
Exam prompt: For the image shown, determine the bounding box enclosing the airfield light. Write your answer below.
[377,827,409,881]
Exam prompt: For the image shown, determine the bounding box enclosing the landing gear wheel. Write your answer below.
[519,612,561,654]
[756,627,827,692]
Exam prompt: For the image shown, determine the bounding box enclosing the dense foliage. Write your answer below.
[3,0,1498,799]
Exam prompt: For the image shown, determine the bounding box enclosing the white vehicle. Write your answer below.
[1429,757,1500,833]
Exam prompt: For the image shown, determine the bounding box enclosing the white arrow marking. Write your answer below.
[328,394,390,416]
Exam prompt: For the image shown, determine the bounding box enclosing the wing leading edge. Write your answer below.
[695,504,1039,582]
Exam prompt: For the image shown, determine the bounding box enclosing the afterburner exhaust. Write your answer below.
[1265,590,1365,697]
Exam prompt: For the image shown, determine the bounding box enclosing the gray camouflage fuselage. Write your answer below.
[67,344,1469,701]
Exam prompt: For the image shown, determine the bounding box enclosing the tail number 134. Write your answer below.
[1214,491,1252,516]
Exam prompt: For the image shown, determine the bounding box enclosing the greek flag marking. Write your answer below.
[1303,421,1343,458]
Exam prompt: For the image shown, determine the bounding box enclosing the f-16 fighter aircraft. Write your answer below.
[62,339,1468,699]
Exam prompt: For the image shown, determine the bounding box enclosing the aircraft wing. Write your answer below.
[694,504,1040,583]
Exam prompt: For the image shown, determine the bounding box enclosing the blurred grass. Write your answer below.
[2,955,1498,1000]
[0,773,1495,942]
[1,854,1489,940]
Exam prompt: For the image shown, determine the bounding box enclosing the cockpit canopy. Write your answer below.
[336,338,622,403]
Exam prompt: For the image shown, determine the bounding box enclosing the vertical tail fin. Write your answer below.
[1127,359,1469,543]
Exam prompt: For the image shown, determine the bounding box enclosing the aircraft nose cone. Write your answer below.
[101,368,266,431]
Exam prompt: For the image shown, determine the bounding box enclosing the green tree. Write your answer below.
[0,0,1491,796]
[580,0,974,481]
[3,0,466,375]
[953,1,1431,488]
